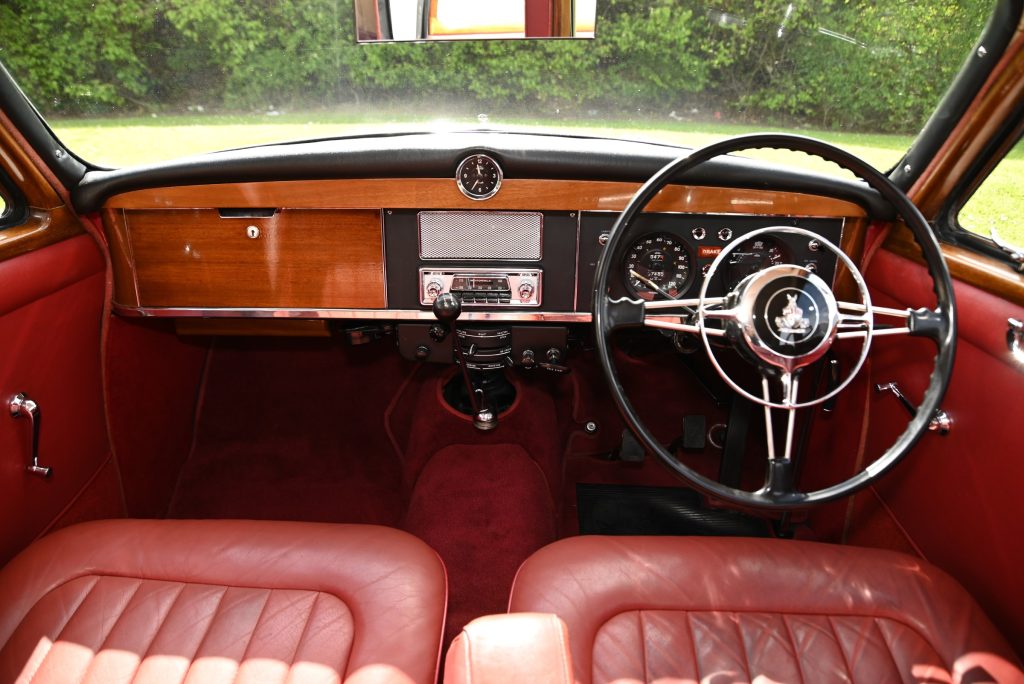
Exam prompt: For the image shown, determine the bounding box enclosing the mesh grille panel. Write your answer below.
[419,211,542,260]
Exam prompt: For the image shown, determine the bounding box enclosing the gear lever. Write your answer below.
[432,293,498,431]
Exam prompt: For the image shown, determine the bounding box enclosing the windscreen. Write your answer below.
[0,0,991,175]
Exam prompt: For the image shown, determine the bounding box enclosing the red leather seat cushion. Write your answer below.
[509,536,1023,683]
[0,520,447,684]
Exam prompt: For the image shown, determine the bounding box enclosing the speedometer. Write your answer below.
[624,234,693,300]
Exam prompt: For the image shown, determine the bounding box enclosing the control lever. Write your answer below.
[874,382,952,435]
[433,293,497,431]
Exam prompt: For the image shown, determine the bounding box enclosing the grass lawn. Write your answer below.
[5,113,1022,246]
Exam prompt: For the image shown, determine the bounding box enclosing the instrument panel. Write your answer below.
[383,210,844,314]
[576,213,844,311]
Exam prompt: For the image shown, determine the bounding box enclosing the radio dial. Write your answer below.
[518,280,536,301]
[425,279,445,299]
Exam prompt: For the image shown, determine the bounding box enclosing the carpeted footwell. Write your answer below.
[167,340,411,525]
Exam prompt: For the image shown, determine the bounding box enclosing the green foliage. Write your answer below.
[730,0,994,131]
[0,0,996,133]
[0,0,156,113]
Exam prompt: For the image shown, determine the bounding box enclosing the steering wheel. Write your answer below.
[593,133,956,509]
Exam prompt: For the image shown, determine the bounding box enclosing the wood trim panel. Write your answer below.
[0,113,62,211]
[885,228,1024,307]
[104,208,140,308]
[105,179,867,218]
[0,114,84,261]
[0,207,85,262]
[909,29,1024,218]
[118,208,385,309]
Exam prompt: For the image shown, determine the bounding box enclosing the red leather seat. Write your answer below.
[507,536,1023,683]
[0,519,447,684]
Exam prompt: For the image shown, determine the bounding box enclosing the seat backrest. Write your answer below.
[508,536,1023,684]
[0,519,448,684]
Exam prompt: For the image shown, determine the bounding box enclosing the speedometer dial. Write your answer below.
[624,234,693,300]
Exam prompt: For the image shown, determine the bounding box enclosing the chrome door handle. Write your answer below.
[1009,318,1023,363]
[874,382,952,435]
[9,393,52,477]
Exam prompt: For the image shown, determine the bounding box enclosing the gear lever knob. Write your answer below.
[432,292,462,324]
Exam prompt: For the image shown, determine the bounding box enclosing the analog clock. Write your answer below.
[456,154,502,200]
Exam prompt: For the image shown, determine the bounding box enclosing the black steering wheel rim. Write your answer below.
[593,133,957,510]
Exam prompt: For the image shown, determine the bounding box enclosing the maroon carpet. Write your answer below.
[164,334,733,649]
[168,339,413,525]
[402,443,557,646]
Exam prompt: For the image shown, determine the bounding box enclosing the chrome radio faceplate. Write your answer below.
[420,268,542,307]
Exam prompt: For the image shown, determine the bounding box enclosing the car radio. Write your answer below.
[419,268,542,306]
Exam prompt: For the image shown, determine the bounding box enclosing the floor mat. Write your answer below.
[577,483,771,537]
[403,444,557,648]
[167,339,412,525]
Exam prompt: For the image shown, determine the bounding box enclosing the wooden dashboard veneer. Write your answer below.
[111,208,385,309]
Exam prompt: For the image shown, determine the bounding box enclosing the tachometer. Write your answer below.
[624,234,693,300]
[725,236,790,288]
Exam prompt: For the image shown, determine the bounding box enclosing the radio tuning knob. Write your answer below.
[425,279,445,299]
[518,280,535,301]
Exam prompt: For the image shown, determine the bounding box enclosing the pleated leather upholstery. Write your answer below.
[509,536,1023,684]
[0,520,447,684]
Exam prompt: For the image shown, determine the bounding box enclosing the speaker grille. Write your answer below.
[418,211,543,260]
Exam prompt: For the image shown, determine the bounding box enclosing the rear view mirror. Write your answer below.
[355,0,596,42]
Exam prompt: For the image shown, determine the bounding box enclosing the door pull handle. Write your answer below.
[9,393,52,478]
[1009,318,1023,363]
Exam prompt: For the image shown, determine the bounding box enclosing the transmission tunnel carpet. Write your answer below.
[403,444,557,647]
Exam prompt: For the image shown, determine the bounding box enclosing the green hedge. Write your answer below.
[0,0,992,133]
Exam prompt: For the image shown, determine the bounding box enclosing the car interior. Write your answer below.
[0,0,1023,682]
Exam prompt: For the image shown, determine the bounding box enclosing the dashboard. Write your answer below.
[93,133,875,353]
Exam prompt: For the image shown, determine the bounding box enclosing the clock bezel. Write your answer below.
[456,154,503,200]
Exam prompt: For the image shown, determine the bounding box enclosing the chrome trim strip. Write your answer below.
[572,211,581,312]
[115,305,592,323]
[380,208,389,308]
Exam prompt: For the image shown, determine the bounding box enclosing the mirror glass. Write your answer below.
[356,0,596,42]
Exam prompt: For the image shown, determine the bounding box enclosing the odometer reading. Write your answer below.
[624,234,692,300]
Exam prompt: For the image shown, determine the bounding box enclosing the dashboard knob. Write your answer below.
[425,279,445,299]
[520,349,537,369]
[518,280,535,301]
[428,323,448,342]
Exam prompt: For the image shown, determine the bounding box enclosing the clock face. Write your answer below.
[456,154,502,200]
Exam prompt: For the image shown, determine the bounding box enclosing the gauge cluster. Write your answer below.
[577,213,845,309]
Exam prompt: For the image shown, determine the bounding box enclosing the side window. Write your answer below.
[957,136,1023,250]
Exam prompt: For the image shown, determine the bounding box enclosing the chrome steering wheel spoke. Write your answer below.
[643,296,729,336]
[837,301,914,339]
[756,370,802,498]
